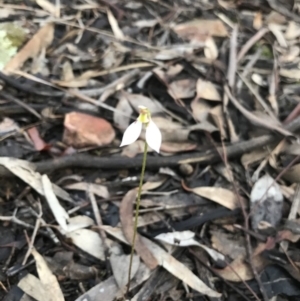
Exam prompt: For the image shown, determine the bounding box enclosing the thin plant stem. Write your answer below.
[126,142,148,296]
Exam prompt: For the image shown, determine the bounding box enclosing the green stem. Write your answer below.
[126,142,148,296]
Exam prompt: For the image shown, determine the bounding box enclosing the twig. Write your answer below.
[237,27,269,62]
[0,90,42,119]
[237,48,262,91]
[0,214,34,229]
[22,201,42,265]
[219,137,268,301]
[224,85,292,137]
[238,72,278,121]
[266,0,300,23]
[80,69,140,97]
[227,25,238,88]
[280,184,300,251]
[88,188,111,275]
[27,207,60,245]
[190,248,254,301]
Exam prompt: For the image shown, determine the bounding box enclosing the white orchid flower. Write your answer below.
[120,106,162,153]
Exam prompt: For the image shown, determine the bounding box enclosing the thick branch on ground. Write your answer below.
[0,116,299,177]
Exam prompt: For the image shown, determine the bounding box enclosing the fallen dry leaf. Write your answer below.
[191,99,212,122]
[174,19,228,39]
[107,9,124,40]
[283,163,300,184]
[196,79,222,101]
[0,117,19,135]
[110,243,140,289]
[42,175,69,232]
[160,142,197,153]
[268,23,288,48]
[65,182,109,199]
[210,105,227,140]
[119,189,158,270]
[285,21,300,40]
[60,215,95,234]
[31,248,65,301]
[250,174,283,229]
[18,274,51,301]
[204,37,218,60]
[63,112,115,148]
[121,140,147,157]
[241,148,270,169]
[36,0,58,16]
[155,231,225,262]
[114,94,134,131]
[211,230,247,260]
[168,79,196,99]
[0,157,72,202]
[280,68,300,79]
[191,186,244,210]
[66,229,105,261]
[213,253,267,282]
[154,44,200,60]
[102,226,221,298]
[122,91,164,115]
[5,23,54,72]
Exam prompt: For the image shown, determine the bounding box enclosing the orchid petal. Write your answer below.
[145,120,162,153]
[120,121,142,147]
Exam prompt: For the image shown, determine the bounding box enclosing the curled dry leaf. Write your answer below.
[119,189,158,270]
[102,226,221,298]
[63,112,115,148]
[250,174,283,230]
[191,186,245,210]
[174,19,228,39]
[4,23,54,72]
[154,44,200,60]
[134,19,158,28]
[65,182,110,199]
